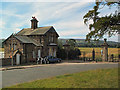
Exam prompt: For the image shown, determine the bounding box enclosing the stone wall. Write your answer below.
[4,36,23,58]
[0,58,12,66]
[24,44,37,62]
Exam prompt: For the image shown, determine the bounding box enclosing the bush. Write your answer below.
[56,47,67,60]
[57,39,81,60]
[68,48,81,60]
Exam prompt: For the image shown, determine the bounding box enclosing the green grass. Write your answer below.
[6,68,119,88]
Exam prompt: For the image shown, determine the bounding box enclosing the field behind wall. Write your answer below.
[79,47,119,59]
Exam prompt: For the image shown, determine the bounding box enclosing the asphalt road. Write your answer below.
[2,63,118,88]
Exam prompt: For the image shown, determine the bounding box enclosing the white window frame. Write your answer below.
[33,51,35,58]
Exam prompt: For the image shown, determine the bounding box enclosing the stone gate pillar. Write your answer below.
[102,38,108,62]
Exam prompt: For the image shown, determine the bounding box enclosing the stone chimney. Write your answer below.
[31,16,38,29]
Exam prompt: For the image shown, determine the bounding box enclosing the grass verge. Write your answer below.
[5,68,119,88]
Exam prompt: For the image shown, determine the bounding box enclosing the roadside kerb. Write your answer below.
[0,64,44,71]
[0,62,118,71]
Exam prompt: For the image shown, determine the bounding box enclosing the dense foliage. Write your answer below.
[68,48,81,60]
[67,39,77,49]
[59,39,119,48]
[83,1,120,42]
[56,47,67,60]
[57,39,81,60]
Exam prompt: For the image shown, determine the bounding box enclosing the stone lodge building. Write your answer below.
[3,17,59,65]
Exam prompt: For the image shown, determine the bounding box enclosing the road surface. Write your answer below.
[2,63,118,88]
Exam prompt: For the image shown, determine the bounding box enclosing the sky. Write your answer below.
[0,0,119,42]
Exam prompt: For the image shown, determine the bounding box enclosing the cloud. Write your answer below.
[1,2,118,42]
[98,4,117,17]
[1,2,93,39]
[103,34,118,42]
[2,2,89,32]
[52,2,89,16]
[30,2,91,24]
[2,0,95,2]
[0,20,5,29]
[32,2,92,38]
[58,26,89,37]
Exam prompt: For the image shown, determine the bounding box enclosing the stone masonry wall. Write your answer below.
[4,37,23,58]
[0,58,12,66]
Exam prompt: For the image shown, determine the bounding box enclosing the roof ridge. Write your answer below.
[37,26,53,28]
[19,26,53,29]
[16,26,56,36]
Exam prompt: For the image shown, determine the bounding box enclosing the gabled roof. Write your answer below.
[3,25,59,46]
[3,35,42,46]
[16,26,58,36]
[14,36,42,46]
[2,34,13,44]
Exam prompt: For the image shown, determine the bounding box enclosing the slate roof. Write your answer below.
[3,26,59,47]
[14,36,42,46]
[16,26,53,35]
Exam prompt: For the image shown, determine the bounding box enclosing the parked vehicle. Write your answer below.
[45,56,61,64]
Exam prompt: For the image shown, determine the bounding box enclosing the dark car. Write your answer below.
[46,56,61,64]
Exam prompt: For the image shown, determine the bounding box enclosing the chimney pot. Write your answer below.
[31,16,38,29]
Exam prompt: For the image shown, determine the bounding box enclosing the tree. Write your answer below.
[83,0,120,42]
[67,39,77,49]
[56,47,67,59]
[57,39,67,59]
[75,48,81,59]
[57,39,63,49]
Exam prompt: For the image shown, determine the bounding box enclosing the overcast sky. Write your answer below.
[0,0,118,42]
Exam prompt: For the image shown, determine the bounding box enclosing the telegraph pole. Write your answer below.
[118,1,120,33]
[11,33,14,66]
[118,1,120,62]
